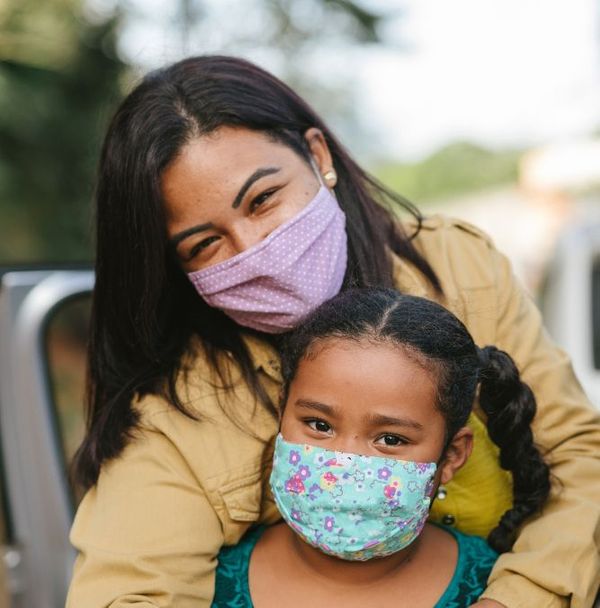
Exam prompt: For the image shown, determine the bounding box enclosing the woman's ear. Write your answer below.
[303,127,336,187]
[439,426,473,485]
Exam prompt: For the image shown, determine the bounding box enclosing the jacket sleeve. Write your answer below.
[478,243,600,608]
[66,421,223,608]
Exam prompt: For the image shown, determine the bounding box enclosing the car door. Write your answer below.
[0,268,92,608]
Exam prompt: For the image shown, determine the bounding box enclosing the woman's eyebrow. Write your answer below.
[168,166,282,249]
[169,221,214,249]
[364,412,424,431]
[294,399,338,418]
[231,166,281,209]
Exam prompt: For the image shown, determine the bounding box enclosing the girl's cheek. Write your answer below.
[279,416,304,444]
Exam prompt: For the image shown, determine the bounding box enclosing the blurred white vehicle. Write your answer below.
[541,215,600,408]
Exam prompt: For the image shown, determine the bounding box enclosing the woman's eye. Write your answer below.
[188,235,220,260]
[306,419,332,434]
[249,189,276,212]
[376,434,405,447]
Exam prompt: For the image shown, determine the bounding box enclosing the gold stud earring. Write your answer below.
[323,170,337,184]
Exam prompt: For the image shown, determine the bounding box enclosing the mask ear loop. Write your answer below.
[308,156,326,187]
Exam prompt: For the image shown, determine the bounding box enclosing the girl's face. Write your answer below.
[281,338,472,484]
[161,126,334,273]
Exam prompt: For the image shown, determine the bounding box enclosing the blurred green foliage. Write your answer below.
[373,141,521,205]
[0,0,385,263]
[0,0,127,262]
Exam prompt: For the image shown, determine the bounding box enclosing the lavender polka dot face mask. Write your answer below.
[187,186,347,333]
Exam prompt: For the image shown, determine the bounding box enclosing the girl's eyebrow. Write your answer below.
[295,399,338,417]
[294,400,424,431]
[364,412,424,431]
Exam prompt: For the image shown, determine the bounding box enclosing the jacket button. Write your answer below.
[442,514,455,526]
[436,487,447,500]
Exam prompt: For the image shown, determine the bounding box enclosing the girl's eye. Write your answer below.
[250,189,276,212]
[306,419,332,434]
[376,434,405,447]
[188,235,220,260]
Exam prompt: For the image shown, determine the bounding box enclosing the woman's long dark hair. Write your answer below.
[74,55,442,489]
[280,288,551,553]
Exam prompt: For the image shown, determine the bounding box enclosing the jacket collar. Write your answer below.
[241,332,283,383]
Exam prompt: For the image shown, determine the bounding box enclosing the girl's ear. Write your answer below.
[439,426,473,484]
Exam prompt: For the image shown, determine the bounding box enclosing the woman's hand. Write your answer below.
[469,601,507,608]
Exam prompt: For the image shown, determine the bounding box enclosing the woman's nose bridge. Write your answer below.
[229,220,271,254]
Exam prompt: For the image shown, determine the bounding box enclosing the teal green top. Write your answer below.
[212,524,498,607]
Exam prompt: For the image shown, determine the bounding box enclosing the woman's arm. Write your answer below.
[479,243,600,608]
[66,421,224,608]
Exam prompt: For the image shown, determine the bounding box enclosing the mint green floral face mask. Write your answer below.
[270,434,437,561]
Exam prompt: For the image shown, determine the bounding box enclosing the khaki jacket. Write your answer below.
[67,216,600,608]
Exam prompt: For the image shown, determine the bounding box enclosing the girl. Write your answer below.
[67,56,600,607]
[212,288,550,607]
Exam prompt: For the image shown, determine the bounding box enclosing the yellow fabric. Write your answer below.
[429,412,513,537]
[66,215,600,608]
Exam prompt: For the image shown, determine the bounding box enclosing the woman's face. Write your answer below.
[280,338,472,484]
[162,126,334,272]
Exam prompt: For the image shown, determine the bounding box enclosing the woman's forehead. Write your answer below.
[165,127,297,182]
[160,127,303,223]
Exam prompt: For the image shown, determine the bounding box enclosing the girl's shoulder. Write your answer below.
[212,525,268,607]
[434,525,498,608]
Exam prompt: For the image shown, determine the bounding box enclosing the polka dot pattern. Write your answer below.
[188,186,348,333]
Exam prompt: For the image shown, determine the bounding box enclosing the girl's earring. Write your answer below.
[323,170,337,186]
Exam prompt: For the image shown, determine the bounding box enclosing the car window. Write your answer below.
[44,294,91,505]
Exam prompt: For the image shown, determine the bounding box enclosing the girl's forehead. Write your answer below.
[304,336,431,377]
[289,337,440,421]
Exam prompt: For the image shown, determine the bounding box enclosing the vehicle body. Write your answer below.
[541,215,600,407]
[0,268,92,607]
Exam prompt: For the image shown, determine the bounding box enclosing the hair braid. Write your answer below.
[478,345,551,552]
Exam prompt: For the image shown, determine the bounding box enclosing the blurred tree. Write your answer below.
[0,0,127,262]
[0,0,385,262]
[374,141,521,205]
[167,0,387,155]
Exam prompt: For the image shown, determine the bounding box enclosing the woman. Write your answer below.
[66,55,600,608]
[213,288,549,607]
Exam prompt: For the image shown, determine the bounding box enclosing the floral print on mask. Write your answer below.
[270,434,437,561]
